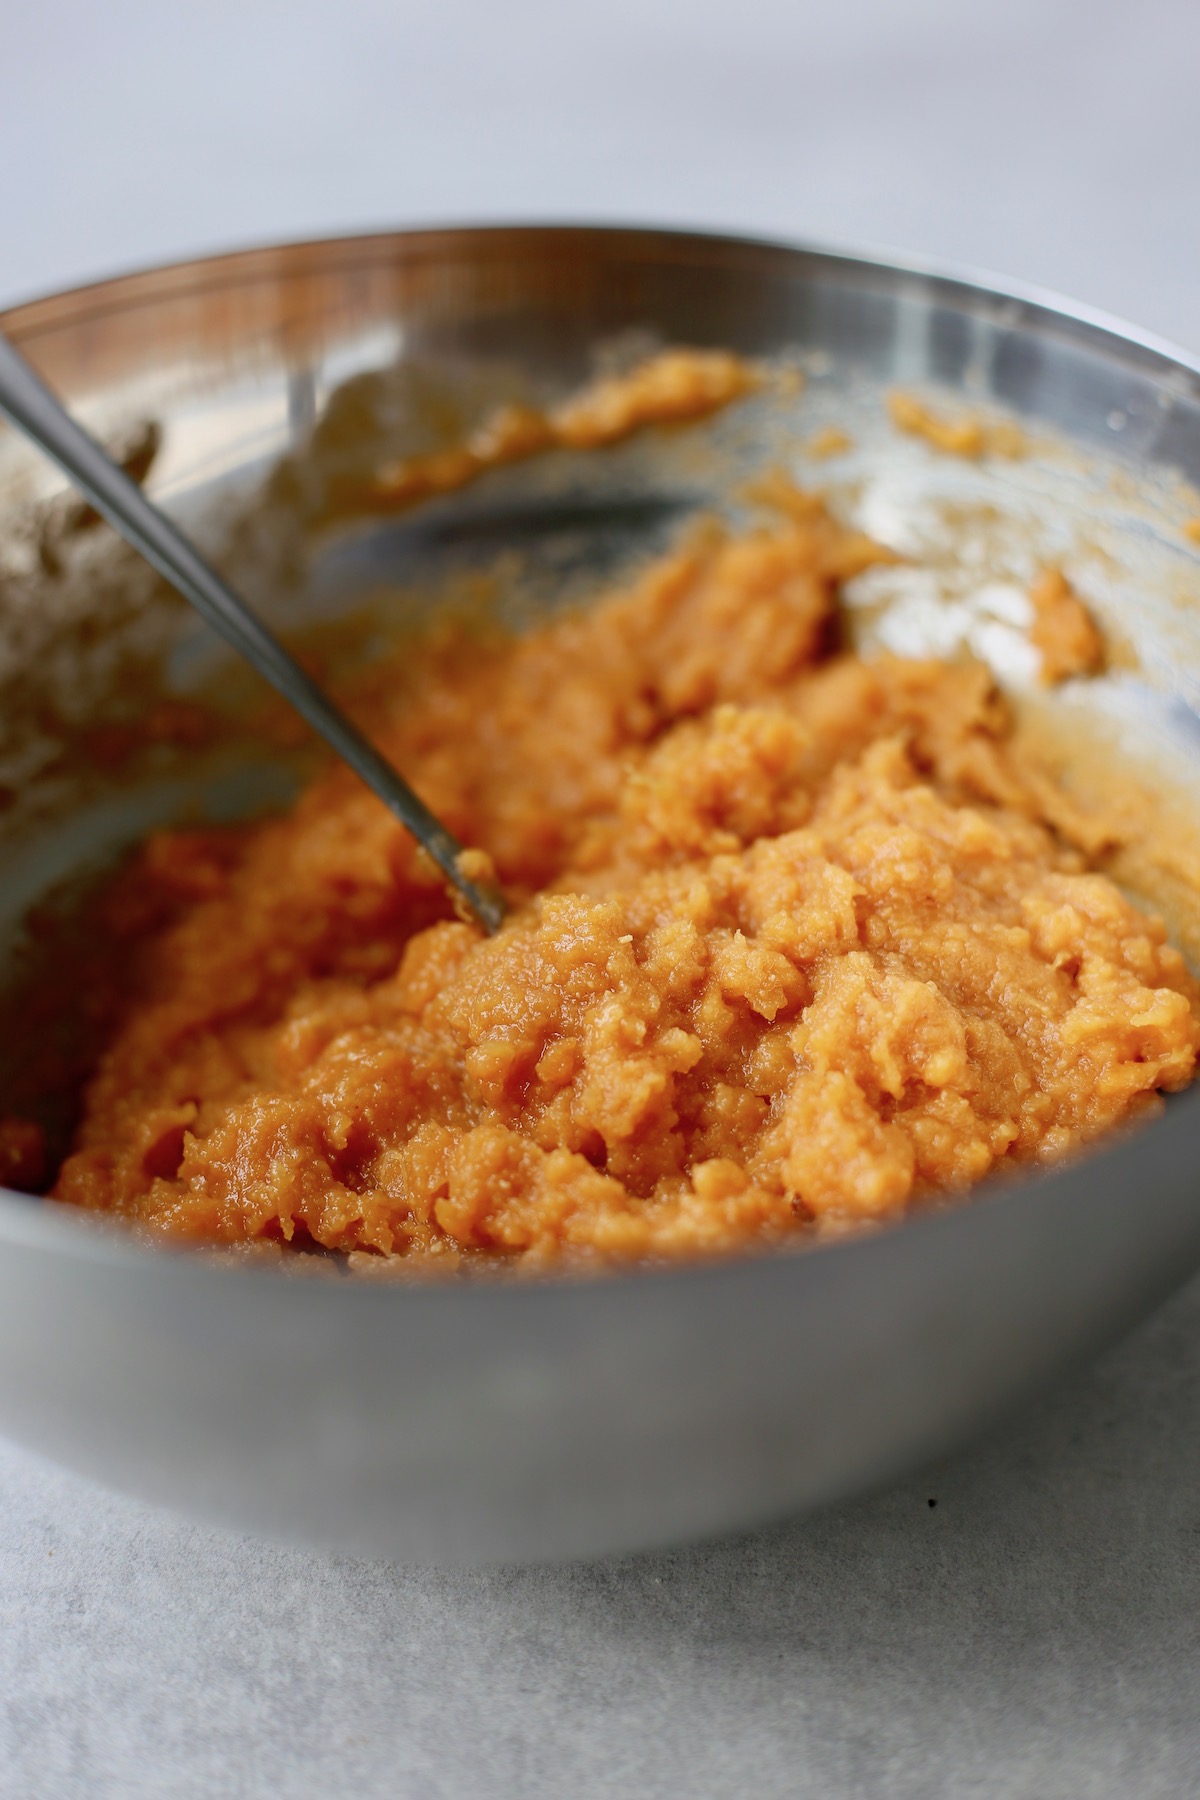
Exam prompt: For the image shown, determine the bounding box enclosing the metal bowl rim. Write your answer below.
[4,219,1200,379]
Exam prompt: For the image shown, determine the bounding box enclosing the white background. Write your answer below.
[6,4,1200,1795]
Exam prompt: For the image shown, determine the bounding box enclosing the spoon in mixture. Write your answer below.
[0,331,506,933]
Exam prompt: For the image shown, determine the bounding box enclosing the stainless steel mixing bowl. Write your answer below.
[2,226,1199,1563]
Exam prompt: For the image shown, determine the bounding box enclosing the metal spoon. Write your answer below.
[0,331,507,933]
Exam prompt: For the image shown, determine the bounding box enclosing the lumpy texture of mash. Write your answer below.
[50,492,1200,1271]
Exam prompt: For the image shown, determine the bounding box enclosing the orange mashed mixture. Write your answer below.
[368,349,757,512]
[41,484,1200,1274]
[1028,568,1105,685]
[887,390,1027,460]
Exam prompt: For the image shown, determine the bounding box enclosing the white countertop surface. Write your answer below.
[5,2,1200,1793]
[4,1281,1199,1799]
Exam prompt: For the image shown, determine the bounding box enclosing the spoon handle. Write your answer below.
[0,332,504,933]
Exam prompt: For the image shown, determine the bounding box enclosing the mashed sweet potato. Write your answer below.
[43,484,1200,1273]
[369,349,758,511]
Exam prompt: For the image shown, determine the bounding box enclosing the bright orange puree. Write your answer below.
[48,493,1200,1272]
